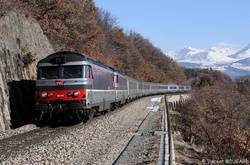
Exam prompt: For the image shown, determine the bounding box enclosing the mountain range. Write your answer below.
[165,44,250,79]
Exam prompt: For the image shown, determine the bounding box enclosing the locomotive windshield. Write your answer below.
[38,67,59,79]
[38,65,91,79]
[63,66,82,78]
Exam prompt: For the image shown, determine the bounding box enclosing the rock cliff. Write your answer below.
[0,12,54,131]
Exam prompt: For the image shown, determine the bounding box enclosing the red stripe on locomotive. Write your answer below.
[36,89,86,101]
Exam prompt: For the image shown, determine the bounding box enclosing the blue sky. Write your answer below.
[94,0,250,52]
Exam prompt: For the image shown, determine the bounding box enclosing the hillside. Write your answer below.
[0,0,186,84]
[177,81,250,161]
[0,11,54,131]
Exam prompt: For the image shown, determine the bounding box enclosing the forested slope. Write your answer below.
[178,68,250,161]
[0,0,186,84]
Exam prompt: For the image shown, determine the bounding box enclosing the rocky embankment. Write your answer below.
[0,12,54,131]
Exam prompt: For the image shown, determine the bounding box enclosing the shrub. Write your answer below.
[22,51,37,67]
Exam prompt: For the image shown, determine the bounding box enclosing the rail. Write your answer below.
[166,95,176,165]
[0,123,86,157]
[158,95,177,165]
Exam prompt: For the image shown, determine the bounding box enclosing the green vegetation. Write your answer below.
[22,51,37,67]
[19,45,37,67]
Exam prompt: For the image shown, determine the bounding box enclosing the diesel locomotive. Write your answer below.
[35,51,190,123]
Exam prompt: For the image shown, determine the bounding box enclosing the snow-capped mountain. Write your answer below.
[165,44,250,79]
[229,44,250,59]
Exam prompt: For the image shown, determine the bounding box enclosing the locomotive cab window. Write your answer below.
[63,66,82,78]
[38,67,59,79]
[38,66,84,79]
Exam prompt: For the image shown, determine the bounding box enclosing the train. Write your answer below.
[35,51,191,123]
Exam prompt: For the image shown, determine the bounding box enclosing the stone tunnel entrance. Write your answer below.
[8,80,36,129]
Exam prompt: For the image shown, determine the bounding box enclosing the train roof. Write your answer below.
[37,51,111,70]
[108,67,126,76]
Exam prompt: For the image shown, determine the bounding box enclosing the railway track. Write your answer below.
[112,97,163,165]
[0,95,184,164]
[0,107,115,158]
[0,108,112,157]
[0,122,89,157]
[112,95,178,165]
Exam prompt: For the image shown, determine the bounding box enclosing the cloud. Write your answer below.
[217,42,241,48]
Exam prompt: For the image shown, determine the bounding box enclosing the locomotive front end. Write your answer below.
[35,52,92,123]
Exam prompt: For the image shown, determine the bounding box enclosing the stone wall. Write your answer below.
[0,12,54,131]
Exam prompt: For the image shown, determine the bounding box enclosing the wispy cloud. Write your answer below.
[217,42,241,48]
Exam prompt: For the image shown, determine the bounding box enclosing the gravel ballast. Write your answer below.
[0,124,39,140]
[0,96,163,164]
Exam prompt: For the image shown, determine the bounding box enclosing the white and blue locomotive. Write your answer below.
[35,51,190,122]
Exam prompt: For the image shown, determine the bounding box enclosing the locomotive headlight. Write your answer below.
[41,92,48,98]
[47,93,53,97]
[73,91,80,97]
[67,92,73,97]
